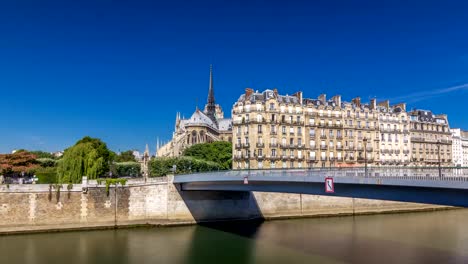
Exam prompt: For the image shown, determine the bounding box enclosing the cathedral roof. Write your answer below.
[218,118,233,131]
[185,109,217,128]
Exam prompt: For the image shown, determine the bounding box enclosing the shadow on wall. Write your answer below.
[174,183,264,223]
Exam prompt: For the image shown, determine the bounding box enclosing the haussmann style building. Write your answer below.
[232,88,453,170]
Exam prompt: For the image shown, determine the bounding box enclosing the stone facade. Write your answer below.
[451,128,463,167]
[462,130,468,167]
[232,89,389,169]
[232,88,453,170]
[157,66,232,157]
[409,110,452,166]
[377,101,411,166]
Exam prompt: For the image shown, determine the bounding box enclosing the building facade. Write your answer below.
[451,128,463,167]
[232,89,381,169]
[376,101,411,166]
[461,130,468,167]
[409,110,452,167]
[232,88,453,170]
[156,66,232,157]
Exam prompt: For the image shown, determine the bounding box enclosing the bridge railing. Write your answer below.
[221,167,468,182]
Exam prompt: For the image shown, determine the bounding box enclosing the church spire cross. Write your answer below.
[207,64,215,106]
[206,64,217,123]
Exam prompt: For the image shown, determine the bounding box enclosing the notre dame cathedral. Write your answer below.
[156,66,232,157]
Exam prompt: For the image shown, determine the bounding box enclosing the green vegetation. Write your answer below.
[149,156,224,177]
[57,136,113,183]
[97,178,127,196]
[183,141,232,169]
[113,162,141,177]
[114,150,136,162]
[35,167,58,184]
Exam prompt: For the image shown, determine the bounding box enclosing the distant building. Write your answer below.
[451,128,463,167]
[461,130,468,167]
[53,151,64,158]
[132,150,142,161]
[409,110,452,167]
[156,66,232,157]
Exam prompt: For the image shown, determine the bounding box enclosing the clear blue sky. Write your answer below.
[1,0,467,153]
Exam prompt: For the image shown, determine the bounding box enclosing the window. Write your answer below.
[269,103,275,110]
[258,125,262,133]
[309,128,315,136]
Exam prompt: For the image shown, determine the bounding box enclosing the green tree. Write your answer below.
[56,137,112,183]
[183,141,232,169]
[114,150,136,162]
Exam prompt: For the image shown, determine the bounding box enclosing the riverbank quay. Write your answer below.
[0,176,454,235]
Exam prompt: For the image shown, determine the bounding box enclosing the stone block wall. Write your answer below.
[0,179,450,234]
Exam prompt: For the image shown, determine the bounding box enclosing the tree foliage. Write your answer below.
[57,137,112,183]
[182,142,232,169]
[114,150,137,162]
[149,156,224,177]
[0,151,39,175]
[114,162,141,177]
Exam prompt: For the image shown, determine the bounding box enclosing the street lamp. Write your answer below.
[363,137,368,177]
[437,140,442,178]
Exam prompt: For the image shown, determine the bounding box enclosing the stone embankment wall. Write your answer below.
[0,176,448,234]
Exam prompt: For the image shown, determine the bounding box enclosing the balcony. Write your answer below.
[336,135,343,140]
[320,145,327,150]
[297,144,304,149]
[242,143,250,148]
[297,156,304,161]
[320,135,327,139]
[289,144,296,148]
[269,143,278,148]
[308,157,318,162]
[235,143,242,149]
[320,157,327,161]
[270,131,278,136]
[280,144,288,148]
[336,146,343,150]
[281,155,289,160]
[256,143,265,148]
[256,155,264,160]
[336,157,344,162]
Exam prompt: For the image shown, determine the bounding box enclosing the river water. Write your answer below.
[1,209,468,264]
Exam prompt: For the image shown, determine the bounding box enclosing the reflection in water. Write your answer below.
[1,210,468,264]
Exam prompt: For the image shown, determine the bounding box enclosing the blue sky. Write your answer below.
[0,0,467,153]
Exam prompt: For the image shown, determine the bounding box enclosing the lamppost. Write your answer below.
[363,137,368,177]
[437,140,442,178]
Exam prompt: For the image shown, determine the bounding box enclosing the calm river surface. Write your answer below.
[2,209,468,264]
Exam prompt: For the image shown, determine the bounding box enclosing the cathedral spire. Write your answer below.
[206,64,217,123]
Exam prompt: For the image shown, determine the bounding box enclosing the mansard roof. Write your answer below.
[236,89,299,105]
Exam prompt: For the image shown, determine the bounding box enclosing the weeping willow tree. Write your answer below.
[57,137,110,183]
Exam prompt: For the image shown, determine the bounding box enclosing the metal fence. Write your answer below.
[211,167,468,182]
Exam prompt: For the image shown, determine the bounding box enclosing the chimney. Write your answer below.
[370,98,376,110]
[293,91,303,104]
[352,97,361,107]
[273,88,278,97]
[378,100,390,109]
[331,95,341,106]
[318,94,326,105]
[245,88,254,98]
[392,103,406,112]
